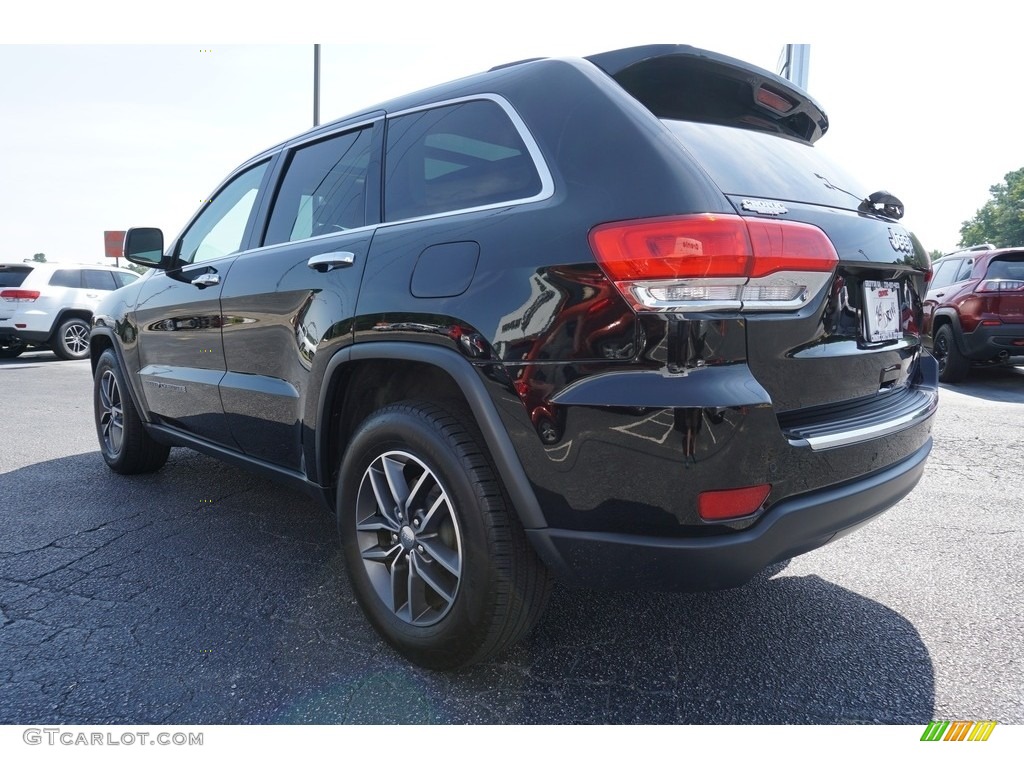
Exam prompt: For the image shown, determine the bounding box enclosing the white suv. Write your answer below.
[0,263,139,359]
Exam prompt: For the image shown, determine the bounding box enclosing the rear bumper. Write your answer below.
[526,438,931,592]
[961,322,1024,361]
[0,323,50,343]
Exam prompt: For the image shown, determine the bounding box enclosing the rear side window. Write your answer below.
[929,259,963,290]
[953,259,975,283]
[49,269,82,288]
[0,266,32,288]
[384,99,543,221]
[83,270,117,290]
[265,127,374,246]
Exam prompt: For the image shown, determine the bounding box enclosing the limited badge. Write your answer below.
[741,199,788,216]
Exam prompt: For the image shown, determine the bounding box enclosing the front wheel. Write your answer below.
[93,348,170,474]
[337,401,551,669]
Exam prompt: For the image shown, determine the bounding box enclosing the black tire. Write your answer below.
[52,317,91,360]
[934,324,970,383]
[0,337,25,359]
[337,401,552,669]
[93,348,170,474]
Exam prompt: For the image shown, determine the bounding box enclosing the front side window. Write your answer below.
[177,162,269,264]
[384,99,543,221]
[264,128,373,246]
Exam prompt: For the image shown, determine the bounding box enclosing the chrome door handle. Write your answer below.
[191,273,220,288]
[308,251,355,272]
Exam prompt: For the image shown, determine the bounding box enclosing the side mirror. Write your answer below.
[124,228,169,269]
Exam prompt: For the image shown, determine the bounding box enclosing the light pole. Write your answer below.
[313,44,321,127]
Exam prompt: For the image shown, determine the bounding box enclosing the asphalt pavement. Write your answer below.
[1,350,1021,724]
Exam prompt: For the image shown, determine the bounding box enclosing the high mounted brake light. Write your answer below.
[589,214,839,312]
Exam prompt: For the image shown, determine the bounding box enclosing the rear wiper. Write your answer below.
[858,190,905,220]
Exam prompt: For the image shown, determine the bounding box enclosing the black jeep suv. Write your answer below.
[90,45,937,668]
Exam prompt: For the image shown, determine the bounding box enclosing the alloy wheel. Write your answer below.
[354,450,463,626]
[98,369,124,456]
[64,322,90,356]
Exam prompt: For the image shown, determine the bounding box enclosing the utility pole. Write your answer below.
[777,44,810,91]
[313,44,321,127]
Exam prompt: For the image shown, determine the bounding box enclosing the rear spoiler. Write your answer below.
[585,44,829,144]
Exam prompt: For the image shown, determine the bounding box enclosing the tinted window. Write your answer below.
[665,121,870,209]
[113,271,139,288]
[384,100,542,221]
[49,269,82,288]
[177,162,269,264]
[953,259,975,283]
[929,259,961,290]
[0,266,32,288]
[265,128,373,246]
[986,258,1024,280]
[83,270,117,290]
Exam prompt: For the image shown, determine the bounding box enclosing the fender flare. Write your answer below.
[317,342,548,530]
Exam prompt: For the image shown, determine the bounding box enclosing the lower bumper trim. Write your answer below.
[526,438,932,592]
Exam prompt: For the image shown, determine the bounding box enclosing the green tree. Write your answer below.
[959,167,1024,248]
[32,253,46,262]
[928,249,944,262]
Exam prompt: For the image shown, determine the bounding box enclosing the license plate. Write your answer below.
[863,280,901,343]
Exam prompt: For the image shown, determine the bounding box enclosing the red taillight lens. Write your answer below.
[698,484,772,521]
[589,214,838,312]
[0,289,40,302]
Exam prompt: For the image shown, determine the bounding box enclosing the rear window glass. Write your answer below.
[986,258,1024,280]
[665,121,870,210]
[384,99,543,221]
[0,266,32,288]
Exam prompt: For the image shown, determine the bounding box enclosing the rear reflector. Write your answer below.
[0,289,40,302]
[698,484,772,521]
[589,214,839,312]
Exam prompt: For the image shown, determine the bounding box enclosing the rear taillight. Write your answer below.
[977,278,1024,292]
[0,289,40,302]
[589,214,839,312]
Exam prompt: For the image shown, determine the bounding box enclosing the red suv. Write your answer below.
[923,246,1024,381]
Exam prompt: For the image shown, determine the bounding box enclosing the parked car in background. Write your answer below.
[923,247,1024,381]
[0,262,139,359]
[90,44,937,668]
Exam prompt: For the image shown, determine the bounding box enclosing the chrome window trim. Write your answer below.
[381,93,554,227]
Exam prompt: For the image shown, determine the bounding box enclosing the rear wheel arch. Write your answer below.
[931,312,965,353]
[317,343,547,531]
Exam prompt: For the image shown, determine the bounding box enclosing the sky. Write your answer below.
[2,2,1022,266]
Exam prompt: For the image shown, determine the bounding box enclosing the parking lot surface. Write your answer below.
[1,351,1022,724]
